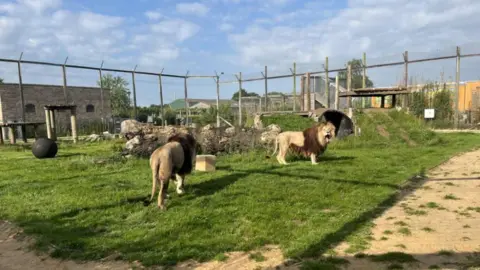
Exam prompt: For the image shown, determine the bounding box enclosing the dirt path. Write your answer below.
[333,148,480,270]
[2,149,480,270]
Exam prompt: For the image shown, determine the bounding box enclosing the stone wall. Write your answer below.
[0,83,111,124]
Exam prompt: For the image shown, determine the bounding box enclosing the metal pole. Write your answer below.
[17,52,26,142]
[325,57,330,108]
[184,71,189,126]
[236,72,242,126]
[99,61,105,126]
[454,46,460,129]
[131,65,138,119]
[62,57,69,103]
[214,71,220,128]
[159,68,165,126]
[292,62,296,111]
[263,66,268,112]
[362,52,367,108]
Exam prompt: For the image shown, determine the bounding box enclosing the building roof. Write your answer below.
[168,98,237,110]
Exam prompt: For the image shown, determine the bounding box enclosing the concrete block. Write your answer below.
[195,154,216,172]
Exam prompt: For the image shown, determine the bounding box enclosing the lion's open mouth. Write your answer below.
[325,133,332,143]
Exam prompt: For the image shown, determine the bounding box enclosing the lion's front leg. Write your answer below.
[175,173,186,195]
[310,153,319,165]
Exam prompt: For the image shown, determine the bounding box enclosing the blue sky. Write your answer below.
[1,0,480,106]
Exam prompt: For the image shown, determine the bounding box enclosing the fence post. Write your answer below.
[17,52,26,142]
[214,72,220,128]
[131,65,138,120]
[325,56,330,109]
[347,64,352,108]
[184,71,189,126]
[454,46,461,129]
[362,52,367,108]
[236,72,243,127]
[335,75,340,110]
[99,61,105,129]
[403,51,409,109]
[262,66,268,112]
[290,62,296,111]
[306,72,311,111]
[62,57,69,104]
[158,68,165,126]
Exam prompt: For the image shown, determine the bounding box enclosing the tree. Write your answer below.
[338,58,374,89]
[0,77,3,84]
[97,74,131,118]
[231,89,260,101]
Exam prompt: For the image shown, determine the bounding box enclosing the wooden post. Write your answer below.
[347,64,352,108]
[184,71,189,126]
[62,57,68,103]
[214,73,220,127]
[454,46,460,129]
[335,75,340,110]
[131,66,138,119]
[263,66,268,112]
[392,95,397,108]
[0,127,3,145]
[50,110,57,141]
[403,51,409,108]
[70,107,78,143]
[45,108,52,139]
[158,69,165,126]
[237,72,243,126]
[380,96,385,108]
[300,75,305,111]
[8,126,15,144]
[325,56,330,108]
[362,52,367,108]
[306,72,311,111]
[292,62,297,111]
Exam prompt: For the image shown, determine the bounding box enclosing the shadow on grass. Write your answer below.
[290,172,428,260]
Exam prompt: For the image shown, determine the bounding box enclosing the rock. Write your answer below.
[225,127,236,136]
[125,135,141,150]
[102,131,114,140]
[120,119,143,136]
[265,124,281,133]
[85,134,102,142]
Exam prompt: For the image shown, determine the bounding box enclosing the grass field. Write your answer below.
[1,111,480,268]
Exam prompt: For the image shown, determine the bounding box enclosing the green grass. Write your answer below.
[1,111,480,267]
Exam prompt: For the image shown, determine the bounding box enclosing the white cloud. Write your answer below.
[176,2,210,17]
[145,10,163,20]
[219,23,234,32]
[151,19,201,42]
[228,0,480,72]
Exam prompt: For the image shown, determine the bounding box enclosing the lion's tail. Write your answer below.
[265,136,279,159]
[145,157,160,206]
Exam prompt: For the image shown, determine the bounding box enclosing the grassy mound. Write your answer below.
[333,109,441,149]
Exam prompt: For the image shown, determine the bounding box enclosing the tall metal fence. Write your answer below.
[1,43,480,135]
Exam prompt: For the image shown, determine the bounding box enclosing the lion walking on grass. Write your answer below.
[267,121,336,165]
[147,133,197,210]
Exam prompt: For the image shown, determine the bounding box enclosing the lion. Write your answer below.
[146,132,197,210]
[267,121,336,165]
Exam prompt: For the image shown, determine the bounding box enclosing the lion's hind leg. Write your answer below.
[157,163,173,210]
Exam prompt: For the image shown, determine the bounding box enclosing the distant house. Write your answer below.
[168,98,239,115]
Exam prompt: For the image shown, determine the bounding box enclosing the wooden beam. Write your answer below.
[339,91,410,97]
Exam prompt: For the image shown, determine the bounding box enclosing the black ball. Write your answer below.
[32,138,58,159]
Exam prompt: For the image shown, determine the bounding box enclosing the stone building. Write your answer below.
[0,83,111,137]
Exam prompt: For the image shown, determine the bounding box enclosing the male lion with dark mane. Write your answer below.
[146,133,197,210]
[267,121,336,165]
